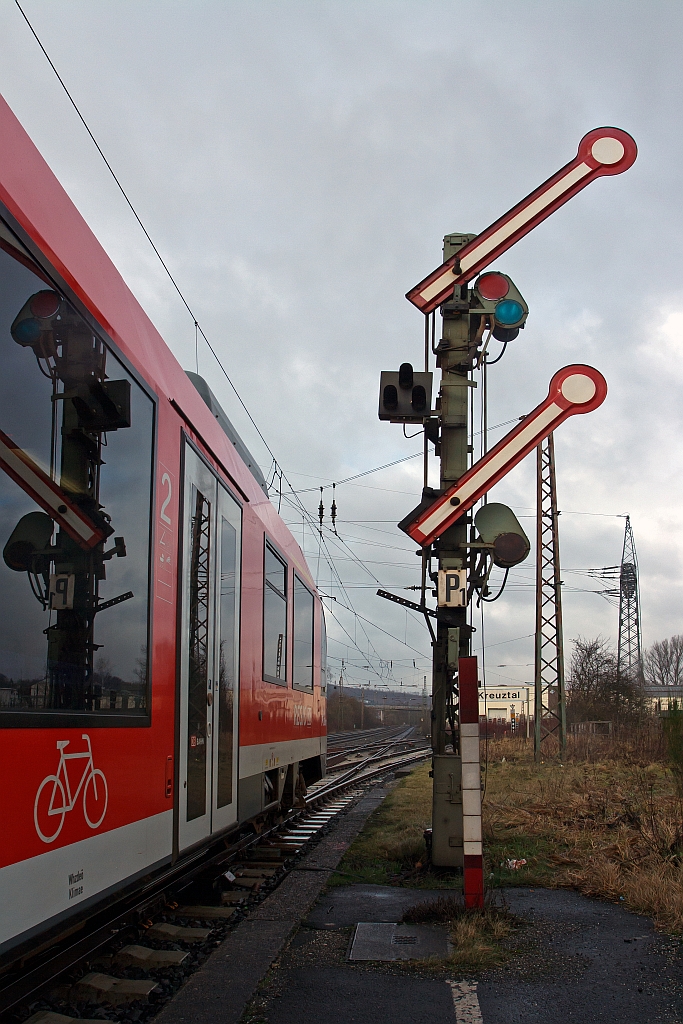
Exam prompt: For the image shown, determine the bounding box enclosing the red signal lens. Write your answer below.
[476,273,509,301]
[30,290,61,319]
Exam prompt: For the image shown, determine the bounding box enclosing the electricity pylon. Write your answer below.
[534,433,566,759]
[617,515,642,685]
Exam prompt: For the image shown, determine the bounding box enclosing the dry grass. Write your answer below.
[483,739,683,932]
[447,910,516,971]
[488,723,665,765]
[401,894,518,971]
[334,736,683,934]
[331,762,436,886]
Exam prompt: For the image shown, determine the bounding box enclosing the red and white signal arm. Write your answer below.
[402,365,607,547]
[407,128,637,314]
[0,427,107,549]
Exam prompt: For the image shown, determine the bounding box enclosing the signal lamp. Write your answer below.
[379,364,433,422]
[399,363,414,389]
[476,273,509,301]
[3,511,54,573]
[473,272,528,342]
[30,290,61,319]
[494,299,524,326]
[474,502,530,568]
[411,385,427,413]
[383,384,398,411]
[12,317,42,347]
[11,289,62,350]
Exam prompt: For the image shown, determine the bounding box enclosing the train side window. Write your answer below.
[293,575,314,692]
[216,508,239,809]
[0,219,154,726]
[263,542,287,685]
[320,608,327,693]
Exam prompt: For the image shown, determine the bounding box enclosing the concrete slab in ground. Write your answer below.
[349,922,449,961]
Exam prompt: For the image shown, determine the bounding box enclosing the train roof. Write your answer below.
[185,372,268,495]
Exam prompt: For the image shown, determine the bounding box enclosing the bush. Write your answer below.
[663,700,683,797]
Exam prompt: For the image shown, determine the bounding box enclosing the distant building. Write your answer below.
[643,685,683,713]
[478,683,533,723]
[0,686,17,707]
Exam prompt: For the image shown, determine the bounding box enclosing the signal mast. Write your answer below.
[377,129,637,906]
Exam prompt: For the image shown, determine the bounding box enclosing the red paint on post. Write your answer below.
[458,657,479,723]
[463,856,484,909]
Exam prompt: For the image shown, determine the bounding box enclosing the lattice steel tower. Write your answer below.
[534,434,566,759]
[617,515,642,684]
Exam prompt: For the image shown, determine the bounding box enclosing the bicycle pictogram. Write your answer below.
[34,734,108,843]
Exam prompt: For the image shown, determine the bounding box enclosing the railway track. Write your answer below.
[326,724,411,753]
[326,726,426,767]
[1,744,430,1024]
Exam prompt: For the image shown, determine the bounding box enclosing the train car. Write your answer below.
[0,94,326,963]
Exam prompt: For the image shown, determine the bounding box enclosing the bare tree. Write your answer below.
[567,635,646,723]
[644,636,683,687]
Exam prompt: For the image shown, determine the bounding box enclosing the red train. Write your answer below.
[0,94,326,961]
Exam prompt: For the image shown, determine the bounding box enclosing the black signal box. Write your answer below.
[378,363,433,422]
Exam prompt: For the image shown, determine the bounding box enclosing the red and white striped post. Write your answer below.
[459,656,484,909]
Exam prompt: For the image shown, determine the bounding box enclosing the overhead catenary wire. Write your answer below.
[14,0,282,472]
[288,414,527,495]
[13,6,436,688]
[17,4,566,693]
[13,1,431,680]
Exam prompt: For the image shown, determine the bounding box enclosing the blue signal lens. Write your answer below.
[12,317,42,346]
[495,299,524,326]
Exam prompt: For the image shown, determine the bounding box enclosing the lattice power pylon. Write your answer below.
[617,515,642,685]
[534,433,566,759]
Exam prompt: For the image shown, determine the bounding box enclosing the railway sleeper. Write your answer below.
[168,906,237,921]
[145,924,210,944]
[56,972,161,1006]
[112,947,189,970]
[25,1012,102,1024]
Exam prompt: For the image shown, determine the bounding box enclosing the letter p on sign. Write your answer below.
[438,569,467,608]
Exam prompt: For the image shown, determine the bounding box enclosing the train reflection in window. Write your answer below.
[263,542,287,685]
[217,513,238,808]
[0,221,153,721]
[293,575,314,692]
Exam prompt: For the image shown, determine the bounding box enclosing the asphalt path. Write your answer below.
[242,884,683,1024]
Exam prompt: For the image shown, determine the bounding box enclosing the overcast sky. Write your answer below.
[1,0,681,695]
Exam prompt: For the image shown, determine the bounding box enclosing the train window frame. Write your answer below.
[320,607,328,694]
[262,539,288,687]
[292,574,315,693]
[0,204,157,730]
[177,434,244,819]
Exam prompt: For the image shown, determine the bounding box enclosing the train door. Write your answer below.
[178,443,241,851]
